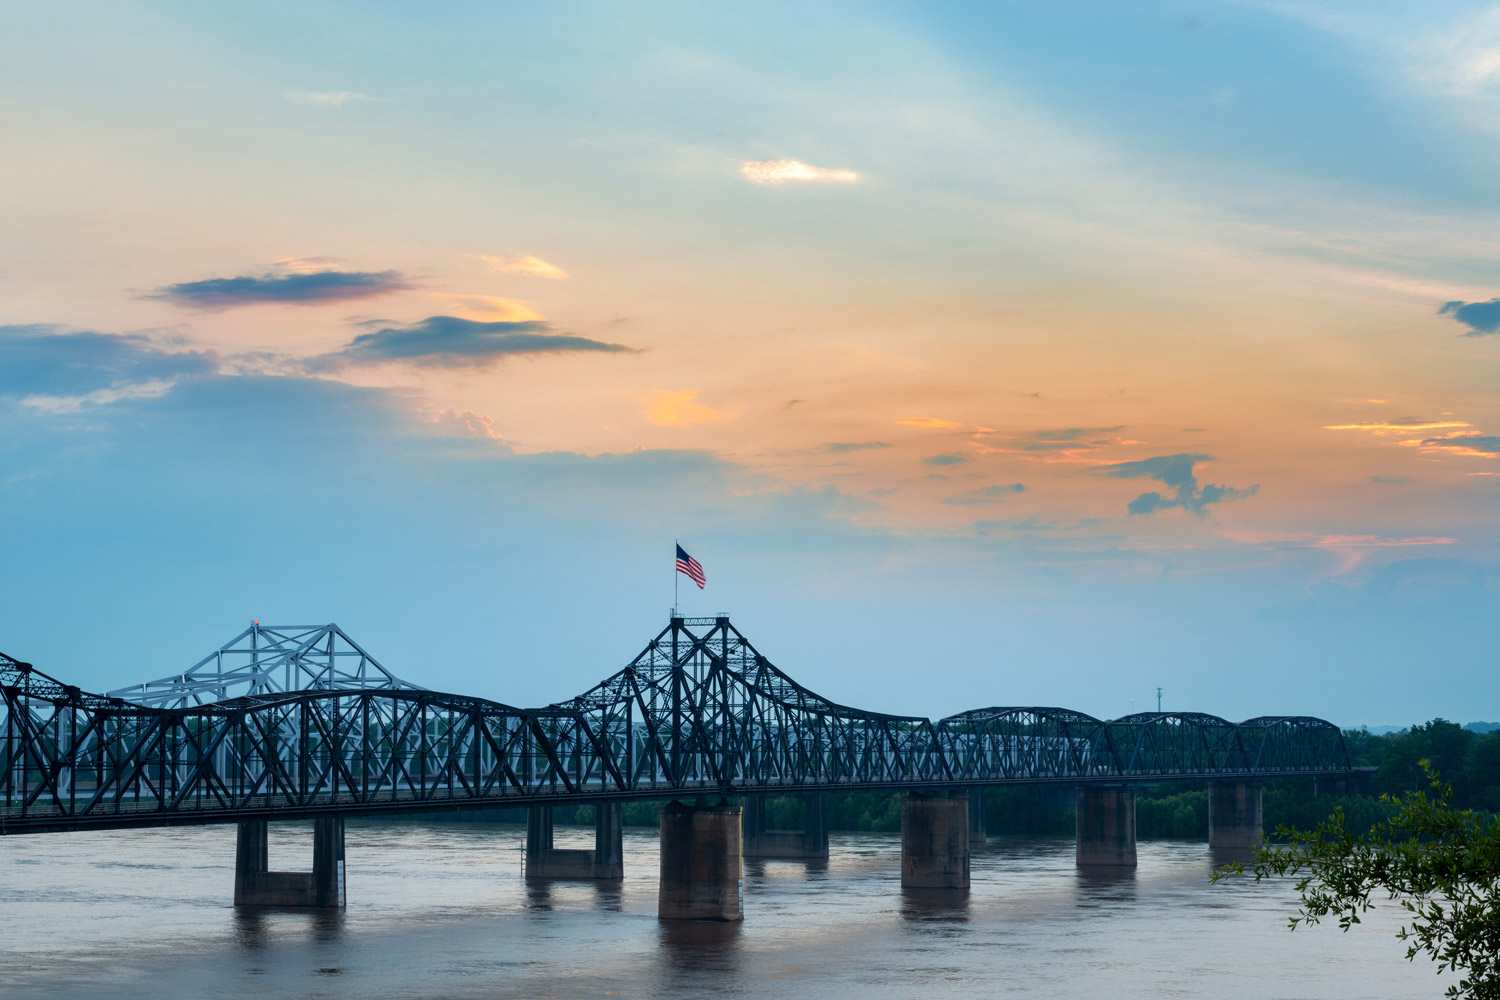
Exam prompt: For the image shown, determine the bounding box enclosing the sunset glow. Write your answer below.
[2,1,1497,726]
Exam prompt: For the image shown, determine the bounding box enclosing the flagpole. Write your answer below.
[673,539,679,616]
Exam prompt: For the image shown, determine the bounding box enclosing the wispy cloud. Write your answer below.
[150,267,410,310]
[1218,528,1459,576]
[318,316,632,369]
[0,324,215,405]
[642,390,733,427]
[18,378,180,414]
[475,253,569,280]
[426,294,543,322]
[923,453,970,466]
[942,483,1027,505]
[738,159,860,185]
[896,416,962,429]
[274,256,347,273]
[1419,433,1500,457]
[1026,426,1125,446]
[1439,298,1500,336]
[1326,419,1472,435]
[1328,415,1500,459]
[822,441,889,453]
[1424,7,1500,97]
[973,425,1135,463]
[1262,5,1500,111]
[417,408,508,443]
[1099,453,1258,517]
[286,90,374,108]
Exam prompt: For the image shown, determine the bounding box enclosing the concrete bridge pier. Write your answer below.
[525,802,624,879]
[1208,782,1263,849]
[1076,786,1136,868]
[967,787,987,847]
[742,792,830,859]
[901,791,970,889]
[658,799,743,921]
[1313,775,1350,797]
[234,817,346,907]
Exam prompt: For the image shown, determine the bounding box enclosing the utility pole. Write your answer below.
[1157,686,1163,712]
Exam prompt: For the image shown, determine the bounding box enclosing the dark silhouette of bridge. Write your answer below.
[1,616,1356,918]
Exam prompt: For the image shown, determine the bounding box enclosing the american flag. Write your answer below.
[675,543,706,589]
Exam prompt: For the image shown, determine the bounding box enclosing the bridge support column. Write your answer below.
[901,791,969,889]
[1076,786,1135,868]
[1208,782,1262,849]
[1313,775,1349,798]
[967,788,987,846]
[742,793,830,859]
[595,802,624,878]
[658,799,742,921]
[526,803,624,879]
[234,817,346,907]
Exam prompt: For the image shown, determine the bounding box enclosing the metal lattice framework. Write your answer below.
[107,623,421,709]
[1,616,1353,833]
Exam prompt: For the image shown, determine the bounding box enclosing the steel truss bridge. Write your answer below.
[1,616,1353,835]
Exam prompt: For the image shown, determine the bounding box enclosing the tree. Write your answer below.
[1467,733,1500,814]
[1377,720,1474,800]
[1214,762,1500,999]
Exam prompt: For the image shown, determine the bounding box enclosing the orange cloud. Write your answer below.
[896,416,962,429]
[1418,433,1500,458]
[1325,420,1471,435]
[475,253,569,280]
[427,294,543,322]
[738,159,861,185]
[967,426,1140,464]
[643,390,733,427]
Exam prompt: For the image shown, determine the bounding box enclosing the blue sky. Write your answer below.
[2,1,1498,725]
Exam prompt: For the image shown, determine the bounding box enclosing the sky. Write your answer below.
[2,1,1498,727]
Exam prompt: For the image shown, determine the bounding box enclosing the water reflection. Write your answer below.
[522,877,625,912]
[523,881,555,911]
[1074,865,1138,907]
[590,880,624,912]
[308,909,346,943]
[232,908,270,950]
[899,886,971,924]
[1207,846,1258,874]
[656,919,744,973]
[744,857,830,881]
[230,905,346,949]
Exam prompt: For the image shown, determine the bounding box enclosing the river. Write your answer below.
[0,821,1437,999]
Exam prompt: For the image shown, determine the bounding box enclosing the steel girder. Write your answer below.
[106,623,421,709]
[1,618,1353,833]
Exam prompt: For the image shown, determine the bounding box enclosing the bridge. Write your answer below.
[2,615,1355,918]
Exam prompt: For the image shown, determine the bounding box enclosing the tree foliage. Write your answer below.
[1214,762,1500,999]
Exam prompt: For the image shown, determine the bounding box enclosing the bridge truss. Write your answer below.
[1,617,1351,833]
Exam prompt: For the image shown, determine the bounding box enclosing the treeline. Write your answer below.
[405,787,1391,840]
[402,720,1499,841]
[1344,719,1500,808]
